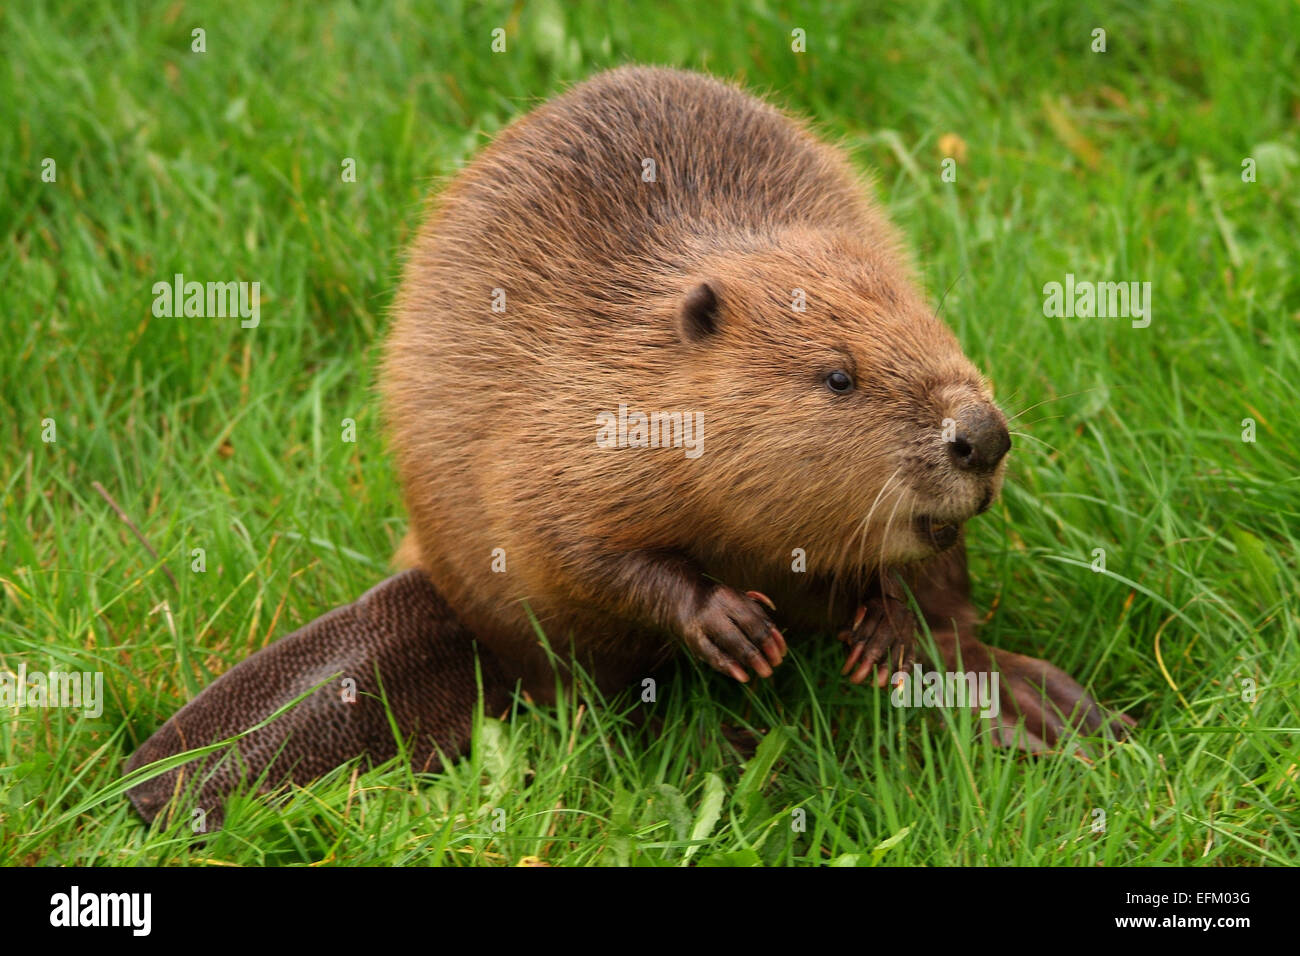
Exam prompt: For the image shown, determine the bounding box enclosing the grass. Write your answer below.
[2,0,1297,866]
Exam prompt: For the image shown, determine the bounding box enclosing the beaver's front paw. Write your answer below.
[839,593,917,686]
[681,586,786,683]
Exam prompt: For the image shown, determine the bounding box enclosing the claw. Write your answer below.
[745,590,777,612]
[842,595,916,688]
[684,585,785,683]
[849,644,884,685]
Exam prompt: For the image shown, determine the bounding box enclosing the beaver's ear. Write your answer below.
[677,280,723,343]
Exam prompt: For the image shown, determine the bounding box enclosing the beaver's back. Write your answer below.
[429,67,869,277]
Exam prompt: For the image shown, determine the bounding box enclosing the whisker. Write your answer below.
[856,467,904,568]
[933,269,967,321]
[1008,429,1063,455]
[1004,386,1109,424]
[878,481,907,579]
[869,482,909,647]
[831,465,904,615]
[1011,413,1066,430]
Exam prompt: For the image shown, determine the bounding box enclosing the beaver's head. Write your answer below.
[676,230,1009,578]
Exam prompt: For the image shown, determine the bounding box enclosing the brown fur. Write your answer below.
[384,66,1011,701]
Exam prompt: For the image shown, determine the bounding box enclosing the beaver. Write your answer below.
[126,66,1130,827]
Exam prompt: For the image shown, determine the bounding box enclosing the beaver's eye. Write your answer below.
[825,370,854,394]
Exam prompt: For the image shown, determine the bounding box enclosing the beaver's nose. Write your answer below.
[948,407,1010,474]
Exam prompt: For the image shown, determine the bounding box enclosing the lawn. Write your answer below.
[2,0,1297,865]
